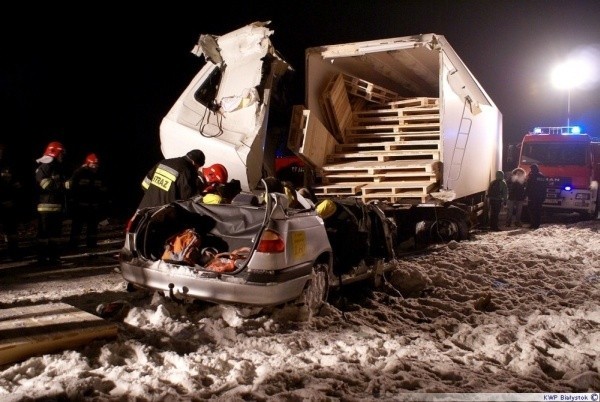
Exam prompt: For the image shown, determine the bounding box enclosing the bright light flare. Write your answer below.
[551,46,599,90]
[551,60,590,89]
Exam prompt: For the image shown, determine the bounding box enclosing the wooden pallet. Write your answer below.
[313,77,444,204]
[0,302,118,366]
[288,105,338,168]
[355,106,440,119]
[320,159,441,184]
[321,159,441,174]
[345,131,441,143]
[342,74,400,104]
[323,173,437,184]
[320,73,352,143]
[353,113,440,126]
[327,149,440,163]
[313,182,367,197]
[346,122,441,133]
[371,97,439,109]
[335,139,441,153]
[362,194,431,203]
[360,181,439,203]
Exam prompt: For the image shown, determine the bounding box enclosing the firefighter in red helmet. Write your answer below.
[198,163,229,204]
[199,163,228,193]
[35,141,67,264]
[66,152,109,249]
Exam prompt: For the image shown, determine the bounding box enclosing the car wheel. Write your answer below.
[300,263,329,318]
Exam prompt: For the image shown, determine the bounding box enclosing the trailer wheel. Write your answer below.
[416,207,469,243]
[299,263,329,318]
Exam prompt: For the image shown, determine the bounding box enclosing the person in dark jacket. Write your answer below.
[525,164,547,229]
[315,198,368,276]
[35,141,68,264]
[505,167,526,227]
[0,144,23,261]
[66,153,109,249]
[486,170,508,231]
[138,149,205,209]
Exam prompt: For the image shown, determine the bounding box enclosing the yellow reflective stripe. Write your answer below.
[151,166,178,192]
[142,177,151,190]
[65,180,72,190]
[40,178,53,189]
[37,203,62,212]
[155,166,177,181]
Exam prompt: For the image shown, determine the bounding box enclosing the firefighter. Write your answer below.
[0,144,23,261]
[315,198,368,275]
[506,167,527,227]
[525,164,547,229]
[198,163,229,204]
[486,170,508,231]
[138,149,206,209]
[199,163,228,194]
[35,141,68,264]
[66,153,108,249]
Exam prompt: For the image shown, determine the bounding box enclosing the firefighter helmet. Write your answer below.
[43,141,65,158]
[85,153,99,166]
[202,164,228,184]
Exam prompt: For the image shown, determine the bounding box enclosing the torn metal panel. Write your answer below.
[161,21,292,191]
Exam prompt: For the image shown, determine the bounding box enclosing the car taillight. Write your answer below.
[125,213,138,233]
[257,229,285,253]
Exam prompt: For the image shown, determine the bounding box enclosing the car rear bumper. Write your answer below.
[120,259,313,306]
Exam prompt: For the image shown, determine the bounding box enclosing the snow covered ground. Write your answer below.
[0,218,599,401]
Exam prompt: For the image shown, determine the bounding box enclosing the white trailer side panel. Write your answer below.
[439,46,502,198]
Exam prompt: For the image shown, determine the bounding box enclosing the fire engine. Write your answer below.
[517,126,600,218]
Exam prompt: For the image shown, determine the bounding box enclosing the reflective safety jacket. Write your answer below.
[138,156,200,209]
[35,159,66,213]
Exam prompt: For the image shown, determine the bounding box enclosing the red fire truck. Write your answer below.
[517,126,600,218]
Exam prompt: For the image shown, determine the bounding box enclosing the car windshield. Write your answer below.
[520,143,588,166]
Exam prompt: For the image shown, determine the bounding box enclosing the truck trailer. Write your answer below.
[158,21,503,242]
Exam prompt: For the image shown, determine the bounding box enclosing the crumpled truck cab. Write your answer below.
[159,21,293,192]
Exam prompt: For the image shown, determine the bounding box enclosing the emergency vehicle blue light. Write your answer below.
[570,126,581,134]
[564,185,572,191]
[533,127,542,134]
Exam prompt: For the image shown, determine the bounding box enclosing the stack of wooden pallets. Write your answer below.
[312,73,442,203]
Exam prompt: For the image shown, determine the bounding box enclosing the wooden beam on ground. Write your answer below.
[0,302,118,366]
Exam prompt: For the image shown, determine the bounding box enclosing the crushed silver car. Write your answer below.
[120,191,335,310]
[120,190,395,312]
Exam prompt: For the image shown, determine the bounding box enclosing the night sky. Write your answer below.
[2,1,599,217]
